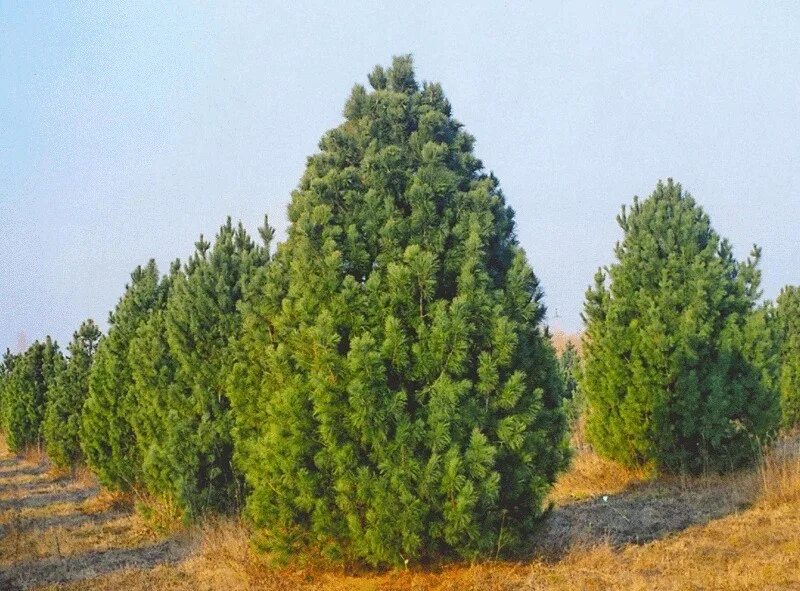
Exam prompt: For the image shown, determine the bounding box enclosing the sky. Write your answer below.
[2,2,799,351]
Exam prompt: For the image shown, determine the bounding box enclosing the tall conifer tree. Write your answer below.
[0,348,17,433]
[131,219,269,514]
[558,342,583,426]
[82,261,162,489]
[776,286,800,428]
[581,180,779,473]
[128,261,180,501]
[3,338,63,453]
[43,319,102,469]
[230,56,567,565]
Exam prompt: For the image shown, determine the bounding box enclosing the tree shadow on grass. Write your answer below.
[0,486,99,512]
[0,538,193,591]
[0,464,49,480]
[0,508,127,537]
[0,474,72,496]
[530,475,754,560]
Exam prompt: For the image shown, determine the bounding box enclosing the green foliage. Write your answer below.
[130,219,269,515]
[128,268,179,505]
[43,319,102,469]
[82,261,163,489]
[0,348,18,432]
[580,179,779,474]
[776,286,800,428]
[230,56,568,566]
[558,342,583,426]
[3,338,63,453]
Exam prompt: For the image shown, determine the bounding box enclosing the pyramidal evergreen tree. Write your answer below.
[558,341,583,426]
[43,319,102,470]
[128,261,180,502]
[0,348,17,433]
[82,260,162,489]
[776,285,800,428]
[230,56,568,565]
[3,338,63,453]
[131,219,270,515]
[581,179,779,473]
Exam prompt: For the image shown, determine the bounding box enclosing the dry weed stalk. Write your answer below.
[758,436,800,508]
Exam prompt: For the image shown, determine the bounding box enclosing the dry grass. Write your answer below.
[548,448,652,505]
[524,502,800,590]
[19,444,48,466]
[166,497,800,591]
[1,513,152,566]
[132,490,188,535]
[757,435,800,508]
[80,489,132,515]
[4,434,800,590]
[77,444,798,591]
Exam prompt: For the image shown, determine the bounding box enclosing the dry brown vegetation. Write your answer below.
[1,435,799,590]
[548,445,652,505]
[549,331,582,355]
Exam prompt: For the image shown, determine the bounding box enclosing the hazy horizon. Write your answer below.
[3,2,799,352]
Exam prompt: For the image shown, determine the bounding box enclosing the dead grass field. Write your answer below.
[1,434,798,590]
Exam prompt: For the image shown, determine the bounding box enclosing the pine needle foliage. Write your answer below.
[82,260,164,490]
[230,56,568,566]
[0,349,18,432]
[581,179,779,474]
[131,219,270,516]
[43,319,102,469]
[558,342,583,427]
[3,338,63,453]
[128,263,181,503]
[776,286,800,428]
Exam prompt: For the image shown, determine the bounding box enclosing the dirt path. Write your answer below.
[0,448,191,591]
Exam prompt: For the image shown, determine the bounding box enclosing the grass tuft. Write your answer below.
[757,435,800,508]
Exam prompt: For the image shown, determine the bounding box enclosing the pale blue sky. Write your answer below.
[2,2,799,351]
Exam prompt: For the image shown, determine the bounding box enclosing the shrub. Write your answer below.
[580,179,779,474]
[230,56,568,565]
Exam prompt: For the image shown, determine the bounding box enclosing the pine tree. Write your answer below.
[558,341,583,426]
[776,286,800,428]
[0,348,17,433]
[82,261,162,489]
[43,319,102,469]
[581,180,779,473]
[230,56,568,565]
[3,338,63,453]
[131,219,269,515]
[128,262,180,503]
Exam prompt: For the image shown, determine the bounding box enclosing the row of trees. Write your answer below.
[1,57,798,567]
[81,220,271,515]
